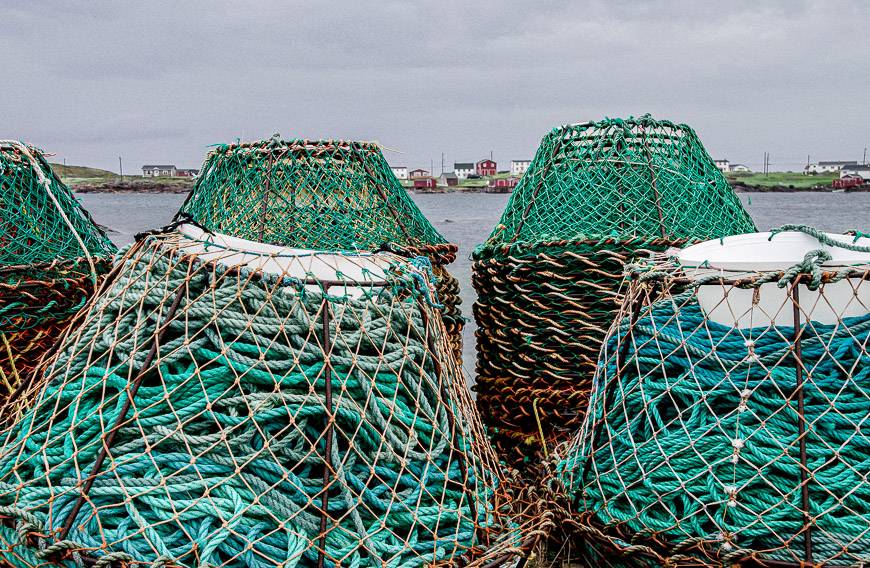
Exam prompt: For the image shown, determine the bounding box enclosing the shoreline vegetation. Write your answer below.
[52,163,858,194]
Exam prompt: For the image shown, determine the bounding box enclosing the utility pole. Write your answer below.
[441,152,445,175]
[807,154,810,169]
[430,158,434,176]
[490,150,493,161]
[119,156,123,182]
[864,147,867,165]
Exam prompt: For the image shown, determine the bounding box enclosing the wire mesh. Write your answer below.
[473,115,756,468]
[555,248,870,566]
[0,141,115,402]
[0,226,544,567]
[176,137,464,363]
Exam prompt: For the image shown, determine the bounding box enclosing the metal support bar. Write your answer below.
[639,125,667,239]
[257,151,276,243]
[57,276,189,543]
[317,291,334,568]
[790,284,814,563]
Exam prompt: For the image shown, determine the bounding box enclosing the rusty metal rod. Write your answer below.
[317,292,334,568]
[57,276,189,543]
[790,284,814,563]
[257,151,276,243]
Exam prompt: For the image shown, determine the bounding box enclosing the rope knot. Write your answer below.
[777,249,831,290]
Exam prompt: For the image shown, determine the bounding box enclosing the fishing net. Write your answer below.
[554,228,870,566]
[176,137,464,363]
[472,115,756,467]
[0,225,547,567]
[0,141,115,401]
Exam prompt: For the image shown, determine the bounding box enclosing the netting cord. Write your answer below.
[0,333,18,392]
[507,138,561,246]
[532,399,549,459]
[0,140,99,289]
[770,224,870,252]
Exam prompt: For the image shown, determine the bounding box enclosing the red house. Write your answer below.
[413,177,437,190]
[476,159,497,177]
[486,177,518,193]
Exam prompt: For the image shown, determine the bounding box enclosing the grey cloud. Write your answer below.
[0,0,867,173]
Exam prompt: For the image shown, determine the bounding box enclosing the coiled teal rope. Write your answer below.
[0,237,497,567]
[559,296,870,565]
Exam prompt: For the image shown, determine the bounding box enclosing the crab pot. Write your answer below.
[0,225,540,568]
[555,232,870,566]
[473,115,755,468]
[176,137,464,365]
[0,141,115,407]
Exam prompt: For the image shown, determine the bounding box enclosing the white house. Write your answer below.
[730,164,751,173]
[713,159,730,173]
[409,168,430,179]
[841,164,870,180]
[390,166,408,180]
[806,161,858,174]
[510,160,531,176]
[142,164,177,177]
[454,162,474,179]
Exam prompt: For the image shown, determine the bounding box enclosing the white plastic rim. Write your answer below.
[677,231,870,327]
[679,231,870,272]
[177,224,395,283]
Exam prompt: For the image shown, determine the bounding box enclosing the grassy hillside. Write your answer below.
[49,163,193,193]
[726,171,837,189]
[50,163,118,179]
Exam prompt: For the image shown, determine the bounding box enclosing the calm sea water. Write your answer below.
[76,191,870,372]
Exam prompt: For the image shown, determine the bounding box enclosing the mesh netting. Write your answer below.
[0,141,115,399]
[0,226,545,567]
[473,115,756,467]
[176,137,464,362]
[555,230,870,566]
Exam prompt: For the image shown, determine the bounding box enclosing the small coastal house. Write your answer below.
[176,169,199,178]
[841,164,870,181]
[142,164,177,177]
[806,161,858,174]
[409,168,430,179]
[390,166,409,180]
[439,172,459,187]
[454,163,474,179]
[476,159,497,177]
[730,164,751,173]
[413,177,437,190]
[713,159,730,173]
[510,160,531,176]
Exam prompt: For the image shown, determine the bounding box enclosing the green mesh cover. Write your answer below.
[0,141,115,267]
[484,114,756,248]
[177,137,450,252]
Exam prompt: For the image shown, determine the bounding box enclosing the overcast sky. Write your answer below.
[2,0,868,173]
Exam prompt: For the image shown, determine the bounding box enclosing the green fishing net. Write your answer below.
[0,141,114,269]
[484,114,756,248]
[472,115,756,468]
[177,137,450,253]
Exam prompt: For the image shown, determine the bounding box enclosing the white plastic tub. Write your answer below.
[177,224,397,297]
[678,231,870,327]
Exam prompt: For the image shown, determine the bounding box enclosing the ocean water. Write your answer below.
[76,191,870,373]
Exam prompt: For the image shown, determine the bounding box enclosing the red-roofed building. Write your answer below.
[476,159,496,177]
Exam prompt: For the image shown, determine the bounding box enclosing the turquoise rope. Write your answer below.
[0,238,497,567]
[559,296,870,564]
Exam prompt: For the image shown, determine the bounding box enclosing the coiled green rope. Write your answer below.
[0,236,497,567]
[559,296,870,564]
